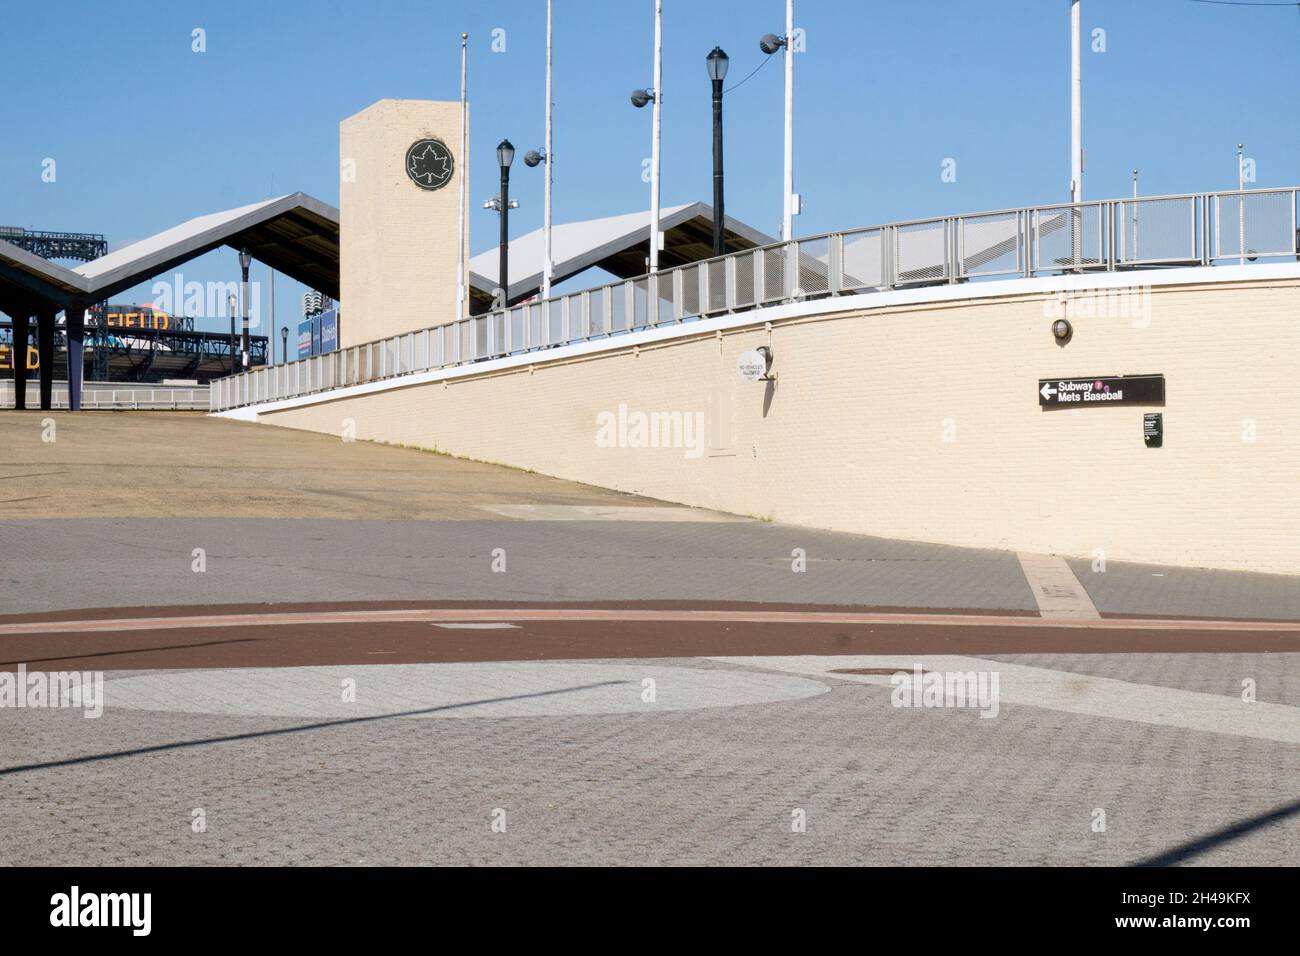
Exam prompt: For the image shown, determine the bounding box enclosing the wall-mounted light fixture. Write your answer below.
[1052,318,1073,344]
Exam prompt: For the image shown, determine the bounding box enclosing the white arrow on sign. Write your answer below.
[1040,382,1057,400]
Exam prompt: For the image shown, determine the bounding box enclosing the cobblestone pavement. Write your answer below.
[1,654,1295,866]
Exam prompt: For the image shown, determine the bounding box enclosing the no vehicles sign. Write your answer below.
[1038,375,1164,408]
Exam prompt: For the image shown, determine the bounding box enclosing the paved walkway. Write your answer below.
[1,411,1297,867]
[1,654,1295,866]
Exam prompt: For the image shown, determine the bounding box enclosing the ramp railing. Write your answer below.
[211,186,1298,412]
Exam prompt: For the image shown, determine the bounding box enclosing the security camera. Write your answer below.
[524,149,545,168]
[630,88,655,109]
[759,33,786,55]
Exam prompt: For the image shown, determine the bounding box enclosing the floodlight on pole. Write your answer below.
[759,0,796,242]
[630,1,664,273]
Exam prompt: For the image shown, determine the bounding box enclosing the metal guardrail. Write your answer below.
[0,382,209,410]
[211,186,1300,412]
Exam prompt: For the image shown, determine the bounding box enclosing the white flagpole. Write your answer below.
[456,32,469,319]
[543,0,554,299]
[649,0,662,273]
[782,0,794,242]
[1070,0,1082,203]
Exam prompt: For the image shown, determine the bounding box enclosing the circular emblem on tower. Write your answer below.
[405,138,454,191]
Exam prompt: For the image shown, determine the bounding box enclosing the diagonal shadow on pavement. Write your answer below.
[0,637,260,669]
[1132,797,1300,866]
[0,679,631,777]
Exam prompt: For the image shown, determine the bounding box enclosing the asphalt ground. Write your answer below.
[1,411,1296,867]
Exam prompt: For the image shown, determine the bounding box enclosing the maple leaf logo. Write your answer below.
[408,141,452,189]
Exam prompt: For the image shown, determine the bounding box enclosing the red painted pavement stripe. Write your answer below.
[1,607,1298,636]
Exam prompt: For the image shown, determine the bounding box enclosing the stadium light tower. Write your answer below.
[630,0,664,274]
[759,0,796,241]
[706,46,730,258]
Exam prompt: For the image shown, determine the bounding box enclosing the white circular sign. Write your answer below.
[737,349,767,381]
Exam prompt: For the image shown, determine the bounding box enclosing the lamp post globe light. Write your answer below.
[482,139,520,310]
[238,247,252,371]
[280,326,289,365]
[706,46,729,258]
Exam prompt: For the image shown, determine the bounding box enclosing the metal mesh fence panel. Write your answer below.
[840,228,884,290]
[795,238,831,297]
[1116,197,1197,265]
[762,247,786,302]
[1216,190,1296,260]
[959,211,1022,278]
[895,218,948,284]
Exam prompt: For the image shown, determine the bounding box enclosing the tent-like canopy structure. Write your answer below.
[0,193,340,410]
[467,202,774,309]
[2,192,770,409]
[0,193,340,308]
[72,193,341,301]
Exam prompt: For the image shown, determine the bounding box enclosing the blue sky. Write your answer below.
[2,0,1297,338]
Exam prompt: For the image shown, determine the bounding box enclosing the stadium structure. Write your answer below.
[0,225,267,384]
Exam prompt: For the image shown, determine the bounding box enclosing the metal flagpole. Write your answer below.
[1070,0,1082,204]
[1237,143,1245,266]
[543,0,554,299]
[456,32,469,319]
[649,0,662,273]
[1131,168,1139,262]
[1069,0,1082,269]
[782,0,794,242]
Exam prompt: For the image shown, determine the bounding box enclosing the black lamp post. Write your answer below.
[496,140,514,306]
[280,326,288,364]
[238,248,252,371]
[227,293,237,376]
[706,47,729,257]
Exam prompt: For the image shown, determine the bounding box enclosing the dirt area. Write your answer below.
[0,410,661,520]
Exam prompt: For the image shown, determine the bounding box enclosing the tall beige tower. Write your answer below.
[339,99,468,348]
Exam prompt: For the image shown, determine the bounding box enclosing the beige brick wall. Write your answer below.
[339,99,468,347]
[259,276,1300,575]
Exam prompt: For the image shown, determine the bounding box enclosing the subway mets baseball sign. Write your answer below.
[1038,374,1165,408]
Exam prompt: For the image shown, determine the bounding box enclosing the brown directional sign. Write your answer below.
[1038,374,1165,408]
